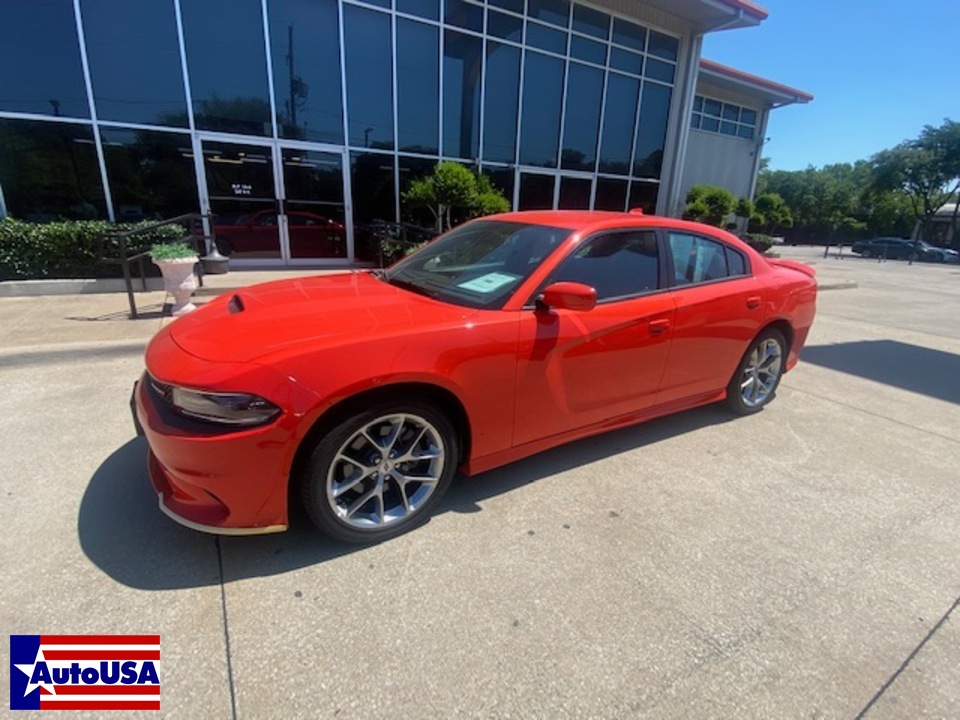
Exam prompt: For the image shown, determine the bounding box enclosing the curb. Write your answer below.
[0,277,165,297]
[818,280,858,291]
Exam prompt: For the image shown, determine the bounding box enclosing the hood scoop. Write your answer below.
[227,294,246,314]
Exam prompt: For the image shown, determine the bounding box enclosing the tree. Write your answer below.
[753,193,793,234]
[682,185,736,227]
[871,119,960,240]
[403,162,509,231]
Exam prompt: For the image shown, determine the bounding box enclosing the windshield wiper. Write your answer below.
[386,276,439,299]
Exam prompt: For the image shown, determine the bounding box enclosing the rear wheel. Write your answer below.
[726,329,786,415]
[862,249,873,258]
[300,400,458,543]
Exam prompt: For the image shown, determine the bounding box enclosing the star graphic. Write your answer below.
[13,648,56,698]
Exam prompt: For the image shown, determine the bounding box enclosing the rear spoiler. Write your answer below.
[767,258,816,278]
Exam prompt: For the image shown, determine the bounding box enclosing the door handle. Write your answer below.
[746,296,761,309]
[649,318,671,335]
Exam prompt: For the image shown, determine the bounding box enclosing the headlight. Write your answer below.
[150,378,281,426]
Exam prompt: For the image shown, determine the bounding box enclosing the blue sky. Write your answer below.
[702,0,959,171]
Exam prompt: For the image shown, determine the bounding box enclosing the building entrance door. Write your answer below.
[198,136,352,264]
[517,170,595,211]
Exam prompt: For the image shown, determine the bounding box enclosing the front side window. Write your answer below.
[548,231,659,301]
[668,232,731,285]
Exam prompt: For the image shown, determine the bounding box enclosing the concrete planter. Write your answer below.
[154,256,199,316]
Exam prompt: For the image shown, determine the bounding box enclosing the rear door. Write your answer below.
[513,230,676,445]
[656,231,765,405]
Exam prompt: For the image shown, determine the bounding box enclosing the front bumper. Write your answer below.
[133,373,305,535]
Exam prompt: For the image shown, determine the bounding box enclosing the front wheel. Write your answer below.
[726,329,786,415]
[300,400,458,543]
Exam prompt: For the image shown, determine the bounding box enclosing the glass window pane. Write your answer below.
[648,30,678,62]
[558,177,591,209]
[720,121,737,136]
[594,177,627,211]
[598,73,639,175]
[202,142,280,259]
[701,116,719,132]
[612,18,645,51]
[344,6,394,150]
[572,5,608,40]
[483,167,515,209]
[694,95,703,112]
[528,0,569,28]
[645,58,674,84]
[181,0,272,135]
[397,20,439,154]
[81,0,187,126]
[518,173,554,210]
[633,82,671,178]
[351,152,396,261]
[690,112,701,129]
[284,149,346,259]
[570,36,606,65]
[488,10,523,43]
[101,128,198,221]
[703,98,721,117]
[668,232,728,284]
[526,21,567,54]
[0,119,105,220]
[489,0,523,13]
[443,31,482,159]
[628,180,657,214]
[561,63,602,171]
[726,247,746,276]
[519,52,563,168]
[445,0,482,32]
[740,108,757,125]
[269,0,343,144]
[482,41,521,163]
[736,124,755,140]
[722,104,740,121]
[399,155,440,228]
[551,231,658,299]
[398,0,438,18]
[609,48,643,75]
[364,0,392,9]
[0,0,88,118]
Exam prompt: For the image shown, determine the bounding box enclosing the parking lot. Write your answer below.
[1,248,958,719]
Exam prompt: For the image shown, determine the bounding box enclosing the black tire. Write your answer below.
[725,328,787,416]
[862,249,873,258]
[299,400,458,544]
[907,251,919,261]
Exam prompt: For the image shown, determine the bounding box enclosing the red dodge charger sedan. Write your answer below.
[134,211,817,543]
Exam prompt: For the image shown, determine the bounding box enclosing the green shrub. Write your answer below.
[682,185,736,227]
[741,233,776,254]
[0,217,185,280]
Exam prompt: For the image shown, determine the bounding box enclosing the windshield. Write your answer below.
[383,220,573,309]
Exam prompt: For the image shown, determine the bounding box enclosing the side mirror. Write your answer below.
[538,282,597,312]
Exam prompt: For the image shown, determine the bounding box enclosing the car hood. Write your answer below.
[168,271,474,362]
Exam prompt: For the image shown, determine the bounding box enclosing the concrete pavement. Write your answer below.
[1,251,958,718]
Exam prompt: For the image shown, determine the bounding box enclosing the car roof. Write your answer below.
[483,209,708,232]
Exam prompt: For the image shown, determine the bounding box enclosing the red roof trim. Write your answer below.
[715,0,769,20]
[699,59,813,102]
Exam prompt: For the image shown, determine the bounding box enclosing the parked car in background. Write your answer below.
[851,237,959,263]
[134,211,817,544]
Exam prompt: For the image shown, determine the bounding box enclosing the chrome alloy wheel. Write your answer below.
[740,338,783,408]
[326,413,445,530]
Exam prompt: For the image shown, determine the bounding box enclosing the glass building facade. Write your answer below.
[0,0,681,264]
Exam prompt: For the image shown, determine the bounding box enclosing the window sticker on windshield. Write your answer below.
[457,272,519,293]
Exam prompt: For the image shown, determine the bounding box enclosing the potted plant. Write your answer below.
[150,242,199,316]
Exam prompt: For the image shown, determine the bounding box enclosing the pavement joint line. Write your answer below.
[854,593,960,719]
[782,383,960,446]
[215,537,239,720]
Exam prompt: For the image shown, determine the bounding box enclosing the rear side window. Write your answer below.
[726,247,747,276]
[668,232,730,285]
[549,231,659,301]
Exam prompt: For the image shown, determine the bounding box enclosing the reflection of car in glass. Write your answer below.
[134,211,817,544]
[214,210,346,258]
[851,237,959,262]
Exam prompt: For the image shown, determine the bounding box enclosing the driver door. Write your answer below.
[513,230,676,446]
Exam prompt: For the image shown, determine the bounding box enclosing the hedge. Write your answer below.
[0,218,187,280]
